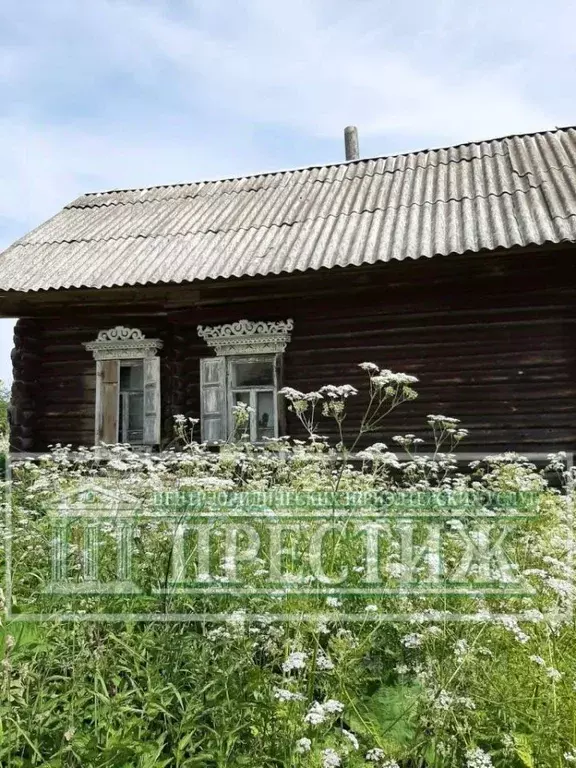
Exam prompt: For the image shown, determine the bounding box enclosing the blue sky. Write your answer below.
[0,0,574,384]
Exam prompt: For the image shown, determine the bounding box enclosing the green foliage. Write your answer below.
[0,378,9,437]
[1,365,575,766]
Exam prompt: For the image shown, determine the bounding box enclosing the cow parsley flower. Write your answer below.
[304,701,326,725]
[373,370,418,386]
[323,698,345,714]
[319,384,358,399]
[458,696,476,710]
[500,617,530,644]
[359,362,380,373]
[321,748,341,767]
[365,748,400,767]
[304,698,344,725]
[342,729,359,750]
[433,690,454,710]
[465,747,493,767]
[454,639,470,661]
[401,633,423,648]
[295,737,312,754]
[282,651,307,673]
[546,666,563,682]
[273,687,305,702]
[316,653,334,671]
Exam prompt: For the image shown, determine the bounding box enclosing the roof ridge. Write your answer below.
[72,124,573,202]
[67,147,515,209]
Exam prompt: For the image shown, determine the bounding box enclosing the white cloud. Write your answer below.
[0,0,571,236]
[0,0,574,384]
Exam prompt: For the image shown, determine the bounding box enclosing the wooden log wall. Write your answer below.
[8,247,576,455]
[10,318,42,451]
[11,315,169,451]
[165,250,576,454]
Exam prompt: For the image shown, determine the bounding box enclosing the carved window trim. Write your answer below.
[197,318,294,356]
[197,319,293,442]
[84,326,163,361]
[84,327,163,447]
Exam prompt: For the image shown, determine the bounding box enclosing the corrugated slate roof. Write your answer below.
[2,126,576,292]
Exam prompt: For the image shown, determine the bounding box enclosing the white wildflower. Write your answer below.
[342,729,359,750]
[500,617,530,644]
[465,747,493,768]
[546,667,563,682]
[321,748,341,767]
[365,748,400,767]
[108,460,129,471]
[401,633,423,648]
[359,362,380,373]
[316,653,335,671]
[458,696,476,710]
[454,638,469,661]
[433,690,454,710]
[427,414,461,427]
[279,386,323,402]
[319,384,358,399]
[373,370,418,386]
[295,737,312,754]
[273,687,305,702]
[323,698,345,714]
[304,701,327,726]
[283,651,307,673]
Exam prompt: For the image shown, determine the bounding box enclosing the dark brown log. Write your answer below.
[6,247,576,455]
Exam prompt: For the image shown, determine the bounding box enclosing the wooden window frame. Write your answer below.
[84,326,162,448]
[227,355,279,442]
[197,318,293,444]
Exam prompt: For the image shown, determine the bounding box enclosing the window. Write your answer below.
[197,318,293,443]
[119,361,144,443]
[230,358,277,441]
[84,326,162,447]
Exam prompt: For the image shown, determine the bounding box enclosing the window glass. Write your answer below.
[232,361,274,388]
[233,391,251,408]
[119,362,144,443]
[256,391,274,441]
[127,393,144,442]
[120,362,143,390]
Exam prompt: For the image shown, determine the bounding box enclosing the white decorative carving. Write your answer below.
[84,326,162,361]
[198,318,294,356]
[96,326,145,342]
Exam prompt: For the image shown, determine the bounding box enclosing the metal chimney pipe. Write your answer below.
[344,126,360,161]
